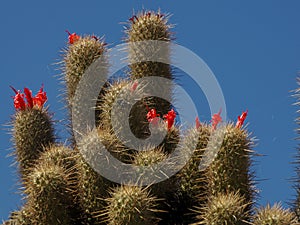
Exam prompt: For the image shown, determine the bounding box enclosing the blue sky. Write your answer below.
[1,0,300,221]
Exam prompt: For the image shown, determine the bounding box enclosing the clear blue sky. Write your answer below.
[1,0,300,221]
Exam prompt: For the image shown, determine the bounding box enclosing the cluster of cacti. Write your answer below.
[2,10,300,225]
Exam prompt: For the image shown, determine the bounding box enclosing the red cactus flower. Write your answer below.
[14,93,26,110]
[131,81,138,93]
[164,109,176,130]
[10,86,26,110]
[211,109,222,130]
[33,85,47,108]
[236,110,248,128]
[147,108,160,125]
[195,116,201,129]
[66,30,80,44]
[24,88,33,108]
[10,85,47,110]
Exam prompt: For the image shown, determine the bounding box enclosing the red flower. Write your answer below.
[33,85,47,108]
[11,85,47,110]
[211,109,222,130]
[66,30,80,44]
[195,116,201,129]
[10,86,26,110]
[236,110,248,128]
[164,109,176,130]
[131,81,138,93]
[147,108,160,125]
[24,88,33,108]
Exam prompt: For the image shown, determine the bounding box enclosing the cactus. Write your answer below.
[125,11,174,139]
[62,33,107,103]
[10,86,55,178]
[102,185,159,225]
[3,206,31,225]
[132,145,178,197]
[2,9,300,225]
[126,11,172,81]
[62,33,108,145]
[76,155,108,224]
[38,145,78,172]
[205,123,255,216]
[177,125,211,197]
[253,204,299,225]
[193,191,250,225]
[23,161,77,224]
[168,125,211,224]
